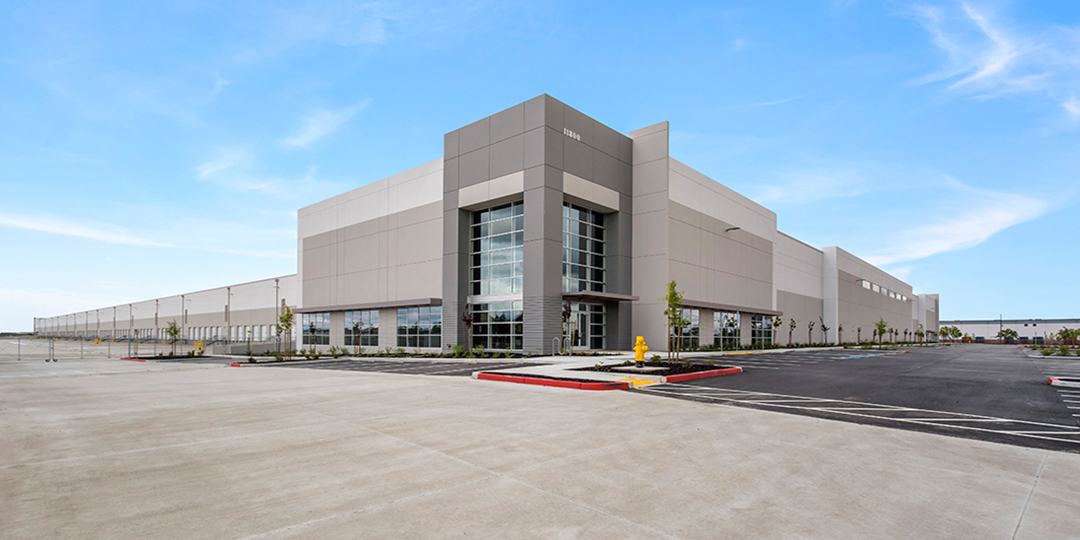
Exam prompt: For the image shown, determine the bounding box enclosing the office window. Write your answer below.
[715,312,740,349]
[396,306,442,348]
[669,308,699,350]
[470,202,524,296]
[302,312,329,345]
[344,310,378,347]
[751,315,773,346]
[562,203,606,293]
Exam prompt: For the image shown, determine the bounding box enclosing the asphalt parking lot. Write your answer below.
[638,345,1080,452]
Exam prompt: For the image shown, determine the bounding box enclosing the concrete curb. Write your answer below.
[662,366,742,383]
[1049,377,1080,388]
[120,358,147,362]
[474,372,630,391]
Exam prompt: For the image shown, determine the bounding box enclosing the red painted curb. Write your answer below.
[477,372,629,391]
[662,366,743,383]
[121,357,147,362]
[230,363,241,367]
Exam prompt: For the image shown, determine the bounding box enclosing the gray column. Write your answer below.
[699,310,715,348]
[523,180,564,355]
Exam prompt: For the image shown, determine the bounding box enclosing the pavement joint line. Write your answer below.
[262,395,687,540]
[0,423,322,470]
[1011,452,1050,540]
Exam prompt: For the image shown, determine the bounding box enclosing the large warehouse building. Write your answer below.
[35,95,940,353]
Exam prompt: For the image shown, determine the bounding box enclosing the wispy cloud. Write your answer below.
[747,95,803,107]
[750,168,869,205]
[0,211,294,258]
[909,0,1080,118]
[0,211,169,247]
[281,99,371,148]
[731,38,747,52]
[196,151,348,200]
[863,177,1050,266]
[195,148,251,178]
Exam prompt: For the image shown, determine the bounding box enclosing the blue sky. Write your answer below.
[2,0,1078,331]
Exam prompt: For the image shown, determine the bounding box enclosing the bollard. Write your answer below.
[17,337,20,361]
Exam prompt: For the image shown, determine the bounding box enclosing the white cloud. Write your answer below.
[863,177,1050,266]
[732,38,747,52]
[1064,96,1080,119]
[910,1,1080,118]
[750,168,869,206]
[0,211,293,258]
[0,211,169,247]
[196,154,348,201]
[211,75,231,97]
[746,95,803,107]
[281,99,371,148]
[195,148,251,178]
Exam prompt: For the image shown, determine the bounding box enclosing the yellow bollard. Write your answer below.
[633,336,649,366]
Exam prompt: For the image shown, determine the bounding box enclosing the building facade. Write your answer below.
[36,95,940,352]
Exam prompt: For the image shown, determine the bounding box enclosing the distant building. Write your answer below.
[940,318,1080,342]
[35,95,939,352]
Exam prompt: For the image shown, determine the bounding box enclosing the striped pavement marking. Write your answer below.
[636,383,1080,447]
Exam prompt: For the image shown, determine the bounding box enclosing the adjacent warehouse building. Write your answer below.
[36,95,940,353]
[940,318,1080,342]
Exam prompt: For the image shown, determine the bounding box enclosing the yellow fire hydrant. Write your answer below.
[633,336,649,366]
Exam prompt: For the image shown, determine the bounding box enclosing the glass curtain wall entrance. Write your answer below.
[469,201,524,351]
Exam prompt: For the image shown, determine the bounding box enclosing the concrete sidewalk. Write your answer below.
[2,357,1078,539]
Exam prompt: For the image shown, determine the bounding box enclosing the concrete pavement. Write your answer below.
[2,356,1079,539]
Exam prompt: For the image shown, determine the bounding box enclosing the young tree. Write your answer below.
[916,324,925,344]
[462,303,474,353]
[874,317,888,349]
[788,318,796,346]
[807,320,815,346]
[773,316,783,346]
[996,328,1018,343]
[818,316,829,345]
[857,326,861,344]
[661,281,685,362]
[277,305,295,359]
[838,323,843,345]
[165,320,180,356]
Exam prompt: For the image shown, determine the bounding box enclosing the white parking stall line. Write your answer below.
[895,418,1011,423]
[812,407,914,412]
[641,384,1080,444]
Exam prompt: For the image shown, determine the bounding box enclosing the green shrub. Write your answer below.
[1060,346,1070,356]
[1042,348,1055,356]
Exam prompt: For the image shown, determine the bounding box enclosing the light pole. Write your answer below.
[111,306,117,358]
[226,286,232,344]
[274,278,280,353]
[154,299,159,356]
[128,304,135,358]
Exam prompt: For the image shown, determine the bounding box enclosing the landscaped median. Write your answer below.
[472,358,744,391]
